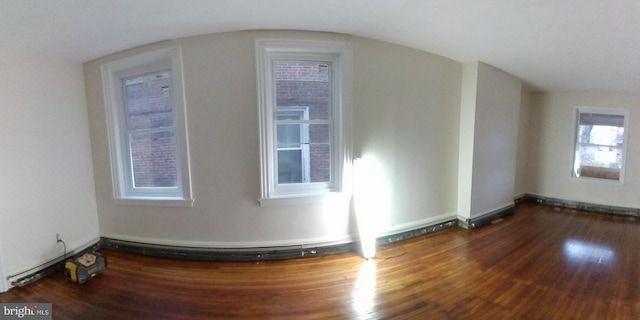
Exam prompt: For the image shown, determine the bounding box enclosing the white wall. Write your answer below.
[84,31,462,248]
[458,62,522,219]
[529,91,640,208]
[352,37,462,235]
[0,50,99,292]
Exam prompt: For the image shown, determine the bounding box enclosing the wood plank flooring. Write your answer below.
[1,202,639,319]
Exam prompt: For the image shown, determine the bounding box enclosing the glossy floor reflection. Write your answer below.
[352,260,376,318]
[563,239,615,266]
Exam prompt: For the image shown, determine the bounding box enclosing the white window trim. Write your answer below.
[101,46,193,206]
[256,39,353,205]
[571,106,629,184]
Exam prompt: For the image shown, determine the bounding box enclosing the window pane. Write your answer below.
[278,150,302,184]
[310,143,331,182]
[277,124,302,148]
[274,61,330,120]
[574,143,622,181]
[125,71,174,131]
[130,131,178,188]
[309,124,330,144]
[308,123,331,182]
[576,144,621,168]
[579,113,624,127]
[577,125,622,146]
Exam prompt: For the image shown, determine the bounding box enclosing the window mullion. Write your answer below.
[128,126,175,135]
[577,142,619,148]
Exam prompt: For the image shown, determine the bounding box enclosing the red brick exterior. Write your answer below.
[275,61,332,182]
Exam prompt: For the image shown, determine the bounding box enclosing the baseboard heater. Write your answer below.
[9,243,100,288]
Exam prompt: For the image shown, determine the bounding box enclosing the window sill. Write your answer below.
[259,192,350,207]
[114,197,194,207]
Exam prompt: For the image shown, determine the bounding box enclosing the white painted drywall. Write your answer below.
[0,50,99,291]
[84,30,463,248]
[529,91,640,208]
[352,36,462,235]
[458,62,522,219]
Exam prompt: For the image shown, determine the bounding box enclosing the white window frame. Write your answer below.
[256,39,352,205]
[571,107,629,183]
[101,46,193,206]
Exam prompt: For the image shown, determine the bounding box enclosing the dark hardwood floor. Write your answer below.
[1,202,638,319]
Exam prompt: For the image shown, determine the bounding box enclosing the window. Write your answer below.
[101,47,193,206]
[572,108,628,182]
[256,40,352,203]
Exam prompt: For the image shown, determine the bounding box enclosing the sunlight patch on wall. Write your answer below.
[353,155,390,258]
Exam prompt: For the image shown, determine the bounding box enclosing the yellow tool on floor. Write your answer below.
[64,252,107,284]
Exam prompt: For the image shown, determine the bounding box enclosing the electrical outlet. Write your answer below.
[56,234,61,242]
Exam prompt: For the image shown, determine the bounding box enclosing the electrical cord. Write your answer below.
[374,248,407,261]
[8,238,69,285]
[58,239,67,261]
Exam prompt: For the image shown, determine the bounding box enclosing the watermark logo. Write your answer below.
[0,304,51,320]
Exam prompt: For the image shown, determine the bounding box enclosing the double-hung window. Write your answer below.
[572,107,628,182]
[256,40,352,203]
[101,47,193,206]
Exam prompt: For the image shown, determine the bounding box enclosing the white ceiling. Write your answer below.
[2,0,639,92]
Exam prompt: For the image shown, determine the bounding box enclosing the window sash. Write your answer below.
[276,108,310,183]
